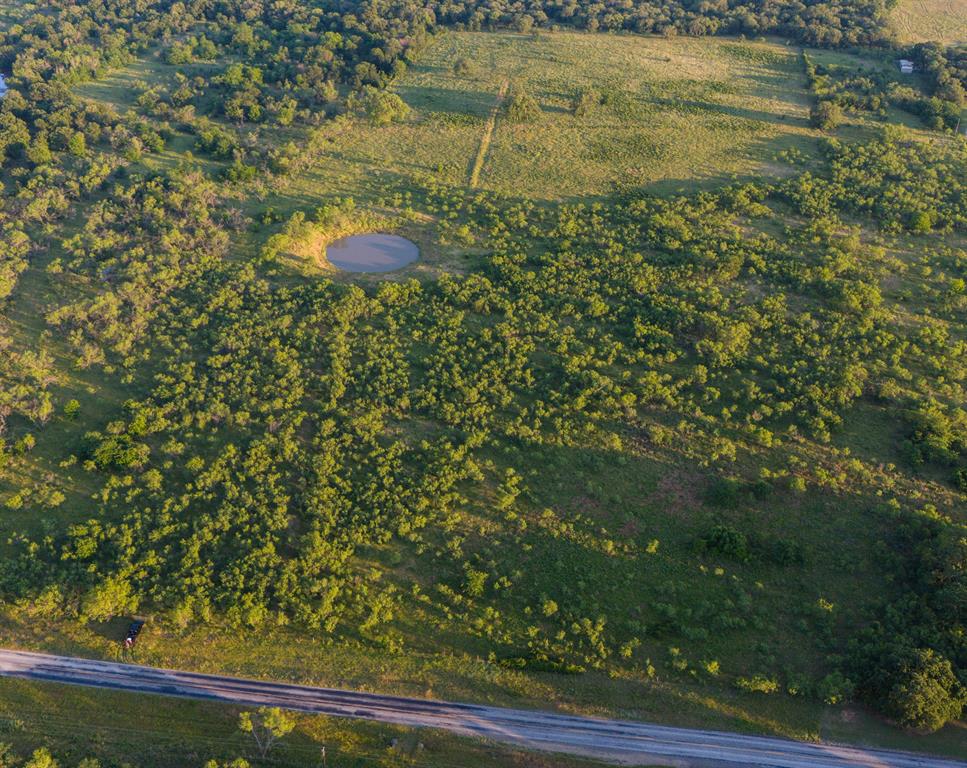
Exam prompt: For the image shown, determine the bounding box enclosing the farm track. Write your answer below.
[468,78,509,188]
[1,649,965,768]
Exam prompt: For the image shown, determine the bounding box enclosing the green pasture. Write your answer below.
[283,32,818,201]
[76,30,821,207]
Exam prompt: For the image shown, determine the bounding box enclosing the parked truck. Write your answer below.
[124,619,145,649]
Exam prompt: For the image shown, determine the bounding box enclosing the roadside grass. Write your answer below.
[821,704,967,756]
[0,678,611,768]
[0,607,831,742]
[891,0,967,44]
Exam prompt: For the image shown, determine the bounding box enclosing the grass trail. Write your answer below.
[469,78,509,188]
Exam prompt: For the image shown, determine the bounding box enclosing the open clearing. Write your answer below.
[312,31,816,200]
[444,33,813,197]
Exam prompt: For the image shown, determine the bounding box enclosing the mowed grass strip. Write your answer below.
[469,78,509,188]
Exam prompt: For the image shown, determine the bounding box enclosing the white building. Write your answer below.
[0,74,8,98]
[898,59,914,74]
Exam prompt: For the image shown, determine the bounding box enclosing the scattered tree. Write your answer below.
[239,707,296,758]
[810,100,844,130]
[572,88,601,117]
[504,83,541,123]
[352,86,411,126]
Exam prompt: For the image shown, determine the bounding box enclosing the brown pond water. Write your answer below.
[326,234,419,273]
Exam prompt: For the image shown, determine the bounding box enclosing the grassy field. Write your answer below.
[282,32,816,201]
[76,31,818,207]
[0,677,612,768]
[892,0,967,44]
[443,33,813,197]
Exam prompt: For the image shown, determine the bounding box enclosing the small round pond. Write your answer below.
[326,233,419,273]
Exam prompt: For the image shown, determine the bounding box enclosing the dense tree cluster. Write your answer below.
[848,512,966,731]
[784,132,967,234]
[503,81,541,122]
[0,0,919,128]
[804,51,966,132]
[906,42,967,104]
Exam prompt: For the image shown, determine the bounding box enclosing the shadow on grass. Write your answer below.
[396,83,499,117]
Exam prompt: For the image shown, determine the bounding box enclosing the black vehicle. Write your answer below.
[124,619,145,649]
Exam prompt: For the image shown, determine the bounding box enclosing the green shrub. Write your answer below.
[504,83,541,123]
[885,649,965,733]
[810,100,843,130]
[736,674,779,694]
[701,524,750,562]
